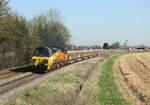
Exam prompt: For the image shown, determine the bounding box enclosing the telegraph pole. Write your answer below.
[126,40,128,49]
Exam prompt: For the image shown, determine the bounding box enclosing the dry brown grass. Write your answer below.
[136,53,150,71]
[4,57,104,105]
[114,53,150,105]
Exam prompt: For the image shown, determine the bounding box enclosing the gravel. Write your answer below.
[0,72,32,86]
[0,66,64,104]
[0,52,118,104]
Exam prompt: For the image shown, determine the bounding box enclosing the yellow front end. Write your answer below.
[32,56,53,70]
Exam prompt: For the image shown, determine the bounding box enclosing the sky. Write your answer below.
[9,0,150,46]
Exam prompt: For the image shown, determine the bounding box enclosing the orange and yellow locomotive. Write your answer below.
[32,47,68,72]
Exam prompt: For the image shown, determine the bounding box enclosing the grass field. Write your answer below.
[4,53,150,105]
[93,55,130,105]
[4,57,104,105]
[114,52,150,105]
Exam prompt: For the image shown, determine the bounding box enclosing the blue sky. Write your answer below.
[9,0,150,46]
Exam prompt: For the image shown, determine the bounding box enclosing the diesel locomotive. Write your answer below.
[32,47,68,72]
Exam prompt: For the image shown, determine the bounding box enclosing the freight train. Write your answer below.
[32,47,119,72]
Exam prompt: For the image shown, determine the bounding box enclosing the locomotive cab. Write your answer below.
[32,47,53,70]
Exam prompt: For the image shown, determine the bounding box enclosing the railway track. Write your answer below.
[0,72,22,80]
[0,73,41,94]
[0,50,128,104]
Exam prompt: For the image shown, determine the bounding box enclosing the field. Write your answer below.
[4,52,150,105]
[4,57,106,105]
[114,52,150,105]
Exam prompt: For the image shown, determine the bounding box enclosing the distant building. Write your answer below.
[136,47,145,52]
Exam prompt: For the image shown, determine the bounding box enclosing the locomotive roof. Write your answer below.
[36,47,67,53]
[36,47,51,51]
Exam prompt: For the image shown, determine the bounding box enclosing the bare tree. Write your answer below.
[111,42,120,49]
[32,9,71,48]
[47,8,63,23]
[0,0,9,18]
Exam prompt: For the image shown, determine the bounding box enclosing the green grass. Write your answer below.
[21,85,58,105]
[51,71,80,84]
[5,71,81,105]
[94,55,130,105]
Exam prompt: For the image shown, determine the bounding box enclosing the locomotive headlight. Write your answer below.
[43,59,48,64]
[33,59,36,63]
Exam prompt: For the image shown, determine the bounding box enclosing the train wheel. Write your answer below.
[51,65,55,71]
[56,64,60,69]
[53,64,57,70]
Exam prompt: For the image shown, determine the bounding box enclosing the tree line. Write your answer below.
[103,42,120,49]
[0,0,71,68]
